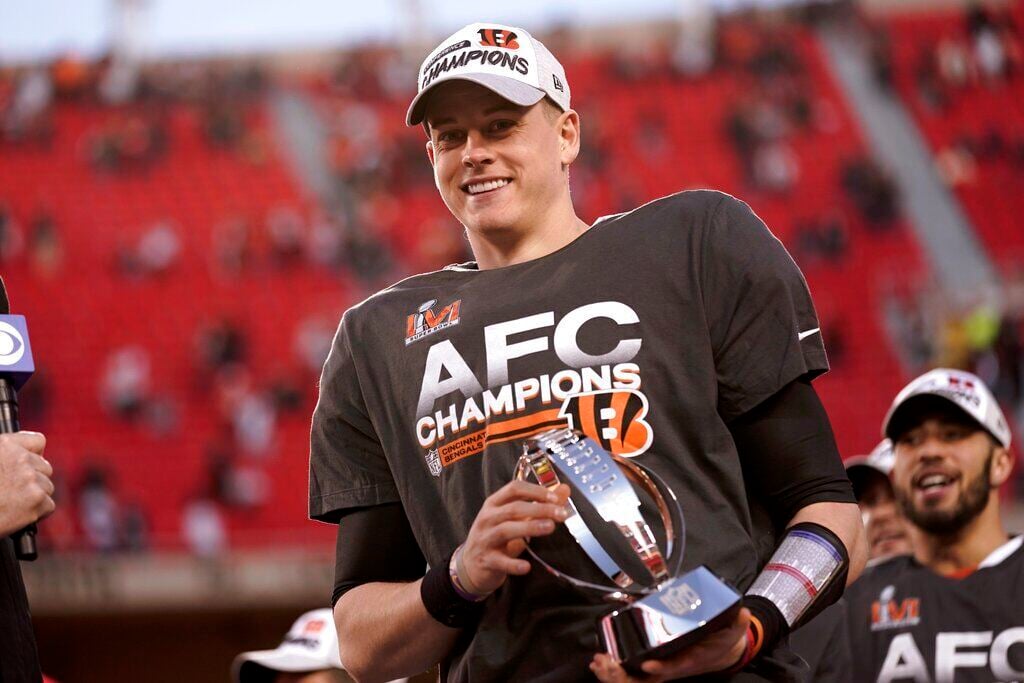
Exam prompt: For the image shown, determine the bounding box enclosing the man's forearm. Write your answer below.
[335,579,460,683]
[788,500,868,585]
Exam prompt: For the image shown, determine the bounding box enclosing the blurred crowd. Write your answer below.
[866,4,1024,190]
[2,3,1023,556]
[887,268,1024,422]
[913,4,1021,109]
[36,309,333,556]
[0,203,62,276]
[1,55,269,155]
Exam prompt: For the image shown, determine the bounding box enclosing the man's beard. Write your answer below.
[897,449,994,536]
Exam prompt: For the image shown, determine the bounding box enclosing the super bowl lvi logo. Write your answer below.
[406,299,462,346]
[870,584,920,631]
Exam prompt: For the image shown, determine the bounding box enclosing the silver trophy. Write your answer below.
[516,428,741,673]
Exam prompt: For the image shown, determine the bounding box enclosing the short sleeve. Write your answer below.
[309,311,399,523]
[701,195,829,421]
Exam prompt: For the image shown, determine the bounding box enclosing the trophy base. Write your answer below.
[598,566,742,674]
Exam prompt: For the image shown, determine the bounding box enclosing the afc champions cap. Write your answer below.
[233,609,343,682]
[882,368,1011,448]
[406,22,570,126]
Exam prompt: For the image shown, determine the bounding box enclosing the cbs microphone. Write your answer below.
[0,277,39,561]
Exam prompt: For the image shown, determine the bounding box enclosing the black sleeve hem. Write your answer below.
[332,502,427,607]
[311,482,402,524]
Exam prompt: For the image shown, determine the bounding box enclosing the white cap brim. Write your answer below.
[233,649,330,682]
[407,73,546,126]
[883,393,992,442]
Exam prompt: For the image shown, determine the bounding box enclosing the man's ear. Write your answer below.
[425,139,443,191]
[991,445,1013,488]
[558,109,581,168]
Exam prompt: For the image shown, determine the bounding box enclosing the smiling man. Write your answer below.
[843,368,1024,682]
[309,22,865,683]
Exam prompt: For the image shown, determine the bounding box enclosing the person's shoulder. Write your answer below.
[589,190,749,254]
[595,189,736,230]
[846,554,916,598]
[1004,534,1024,566]
[865,553,916,578]
[606,189,775,241]
[974,534,1024,575]
[341,266,466,332]
[644,188,739,214]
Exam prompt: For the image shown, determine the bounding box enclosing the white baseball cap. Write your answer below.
[407,22,570,126]
[846,439,896,477]
[882,368,1011,448]
[233,609,343,682]
[845,439,896,500]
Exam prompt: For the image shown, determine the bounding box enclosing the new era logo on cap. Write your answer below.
[407,22,571,126]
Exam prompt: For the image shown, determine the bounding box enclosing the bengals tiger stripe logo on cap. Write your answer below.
[478,28,519,49]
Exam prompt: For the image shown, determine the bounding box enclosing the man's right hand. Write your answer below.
[457,480,571,596]
[0,432,54,537]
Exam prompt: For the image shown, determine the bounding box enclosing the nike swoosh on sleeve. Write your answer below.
[798,328,820,341]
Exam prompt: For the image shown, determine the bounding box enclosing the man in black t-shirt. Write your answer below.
[309,22,866,683]
[844,368,1023,682]
[0,430,54,683]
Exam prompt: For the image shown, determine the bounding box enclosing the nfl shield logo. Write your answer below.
[426,449,442,477]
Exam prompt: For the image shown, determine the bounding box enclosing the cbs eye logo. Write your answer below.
[0,322,26,366]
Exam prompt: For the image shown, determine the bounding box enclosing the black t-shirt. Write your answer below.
[0,537,42,682]
[310,190,830,682]
[790,602,852,683]
[843,536,1024,683]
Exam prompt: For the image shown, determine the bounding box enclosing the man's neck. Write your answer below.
[913,501,1009,575]
[468,205,590,270]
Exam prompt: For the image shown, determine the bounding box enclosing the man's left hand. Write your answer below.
[590,607,751,682]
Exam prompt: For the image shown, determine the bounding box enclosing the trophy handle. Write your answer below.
[516,429,687,598]
[514,452,643,597]
[612,456,686,583]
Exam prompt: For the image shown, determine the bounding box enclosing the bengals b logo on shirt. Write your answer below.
[559,389,653,457]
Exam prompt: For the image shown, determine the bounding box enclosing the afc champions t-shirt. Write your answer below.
[844,537,1024,683]
[310,190,829,682]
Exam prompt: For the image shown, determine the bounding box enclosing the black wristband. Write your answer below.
[420,548,485,629]
[743,594,788,661]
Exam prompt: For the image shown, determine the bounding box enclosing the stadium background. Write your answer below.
[1,0,1022,679]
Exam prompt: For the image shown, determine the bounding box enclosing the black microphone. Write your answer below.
[0,277,39,561]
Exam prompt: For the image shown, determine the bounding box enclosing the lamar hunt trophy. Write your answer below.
[515,428,741,673]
